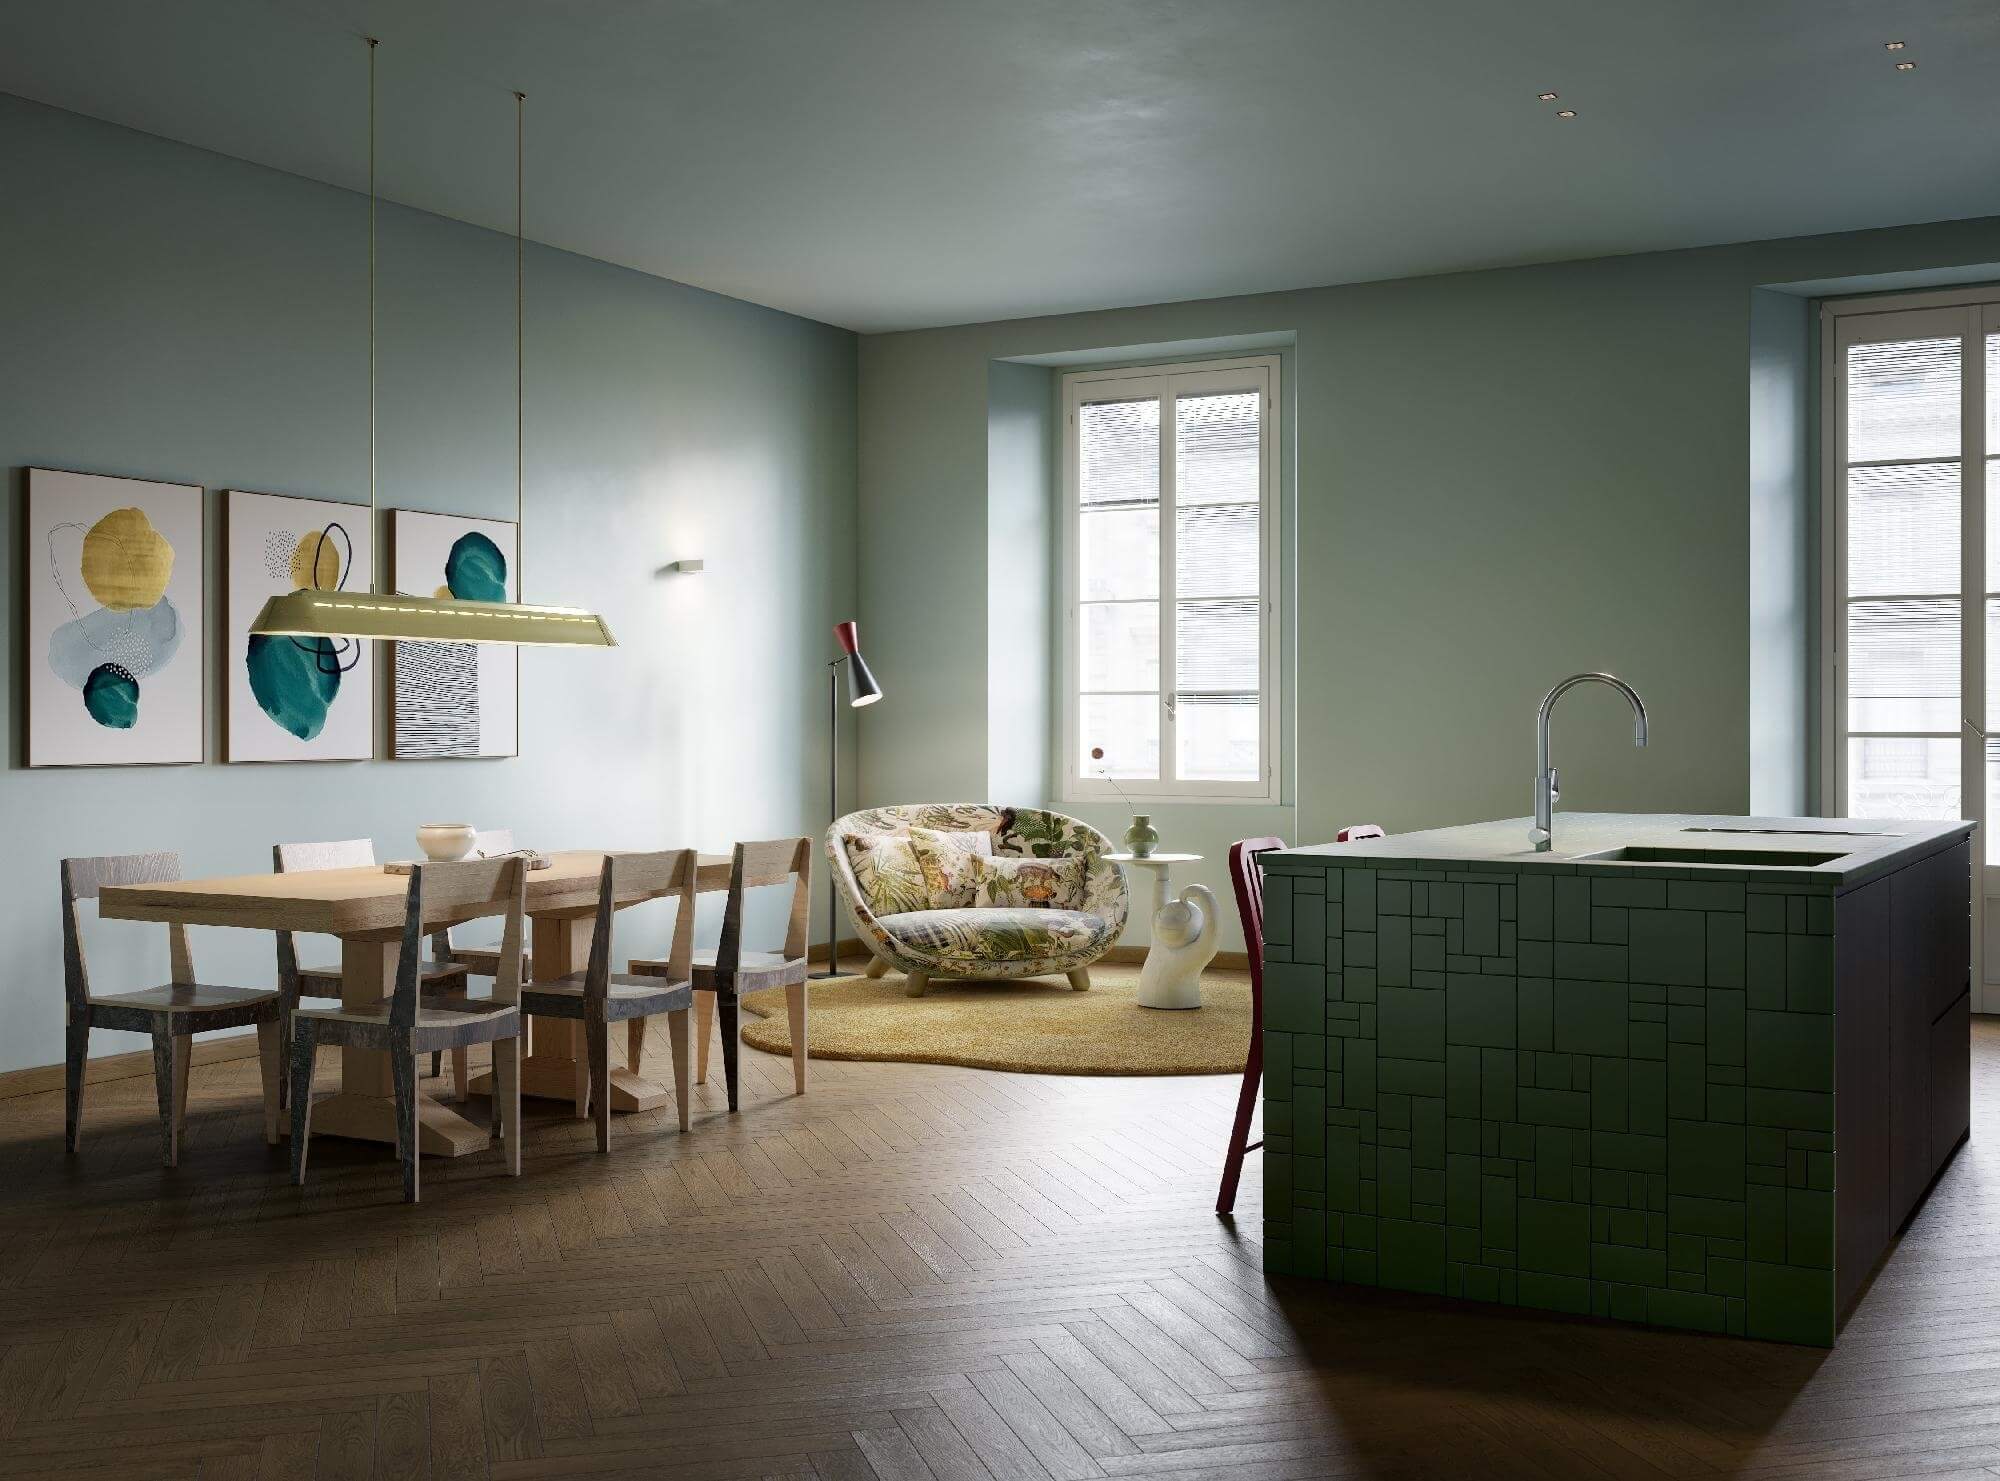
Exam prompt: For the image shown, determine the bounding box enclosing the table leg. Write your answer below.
[468,914,668,1113]
[305,937,492,1156]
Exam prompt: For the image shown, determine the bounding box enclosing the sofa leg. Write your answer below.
[1067,968,1091,992]
[904,970,930,999]
[863,955,890,979]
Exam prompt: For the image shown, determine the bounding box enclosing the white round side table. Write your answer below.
[1107,853,1220,1010]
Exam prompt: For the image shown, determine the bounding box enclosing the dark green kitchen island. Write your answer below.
[1258,813,1972,1345]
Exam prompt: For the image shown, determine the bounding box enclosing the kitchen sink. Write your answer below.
[1577,844,1850,867]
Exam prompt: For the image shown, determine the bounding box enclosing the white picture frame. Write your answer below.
[389,508,519,759]
[26,468,205,768]
[224,489,376,763]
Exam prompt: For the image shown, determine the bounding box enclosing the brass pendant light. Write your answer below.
[251,39,615,649]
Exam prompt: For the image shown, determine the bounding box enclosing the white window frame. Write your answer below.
[1820,289,1993,846]
[1060,354,1281,804]
[1820,287,1995,1004]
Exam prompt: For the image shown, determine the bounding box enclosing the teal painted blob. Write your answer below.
[444,532,508,601]
[246,633,340,741]
[82,664,139,729]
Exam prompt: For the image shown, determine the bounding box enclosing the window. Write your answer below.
[1822,290,1997,862]
[1061,355,1279,801]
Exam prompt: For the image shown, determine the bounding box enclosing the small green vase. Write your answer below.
[1124,815,1160,858]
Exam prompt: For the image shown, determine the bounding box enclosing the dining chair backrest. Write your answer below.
[393,858,527,1024]
[582,849,696,1004]
[1227,838,1287,999]
[274,838,376,873]
[60,852,188,1015]
[273,839,377,993]
[717,838,812,977]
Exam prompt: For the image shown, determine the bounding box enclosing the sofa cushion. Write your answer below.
[970,853,1086,910]
[907,827,991,908]
[848,828,990,915]
[873,908,1117,967]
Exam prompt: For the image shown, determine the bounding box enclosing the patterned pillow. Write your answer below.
[850,828,991,914]
[970,853,1086,910]
[906,827,993,909]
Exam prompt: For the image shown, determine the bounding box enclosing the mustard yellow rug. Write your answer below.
[739,965,1250,1076]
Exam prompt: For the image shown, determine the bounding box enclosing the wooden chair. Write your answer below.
[62,852,282,1168]
[635,837,811,1113]
[430,829,534,982]
[290,857,527,1203]
[1218,825,1383,1216]
[519,850,696,1152]
[274,838,470,1103]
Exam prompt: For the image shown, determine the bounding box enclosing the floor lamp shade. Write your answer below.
[834,620,882,706]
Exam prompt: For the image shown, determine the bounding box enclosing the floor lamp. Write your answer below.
[825,620,881,977]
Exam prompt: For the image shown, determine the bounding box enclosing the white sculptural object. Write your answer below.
[1138,880,1220,1010]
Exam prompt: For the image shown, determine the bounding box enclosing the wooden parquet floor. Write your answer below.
[3,1006,2000,1481]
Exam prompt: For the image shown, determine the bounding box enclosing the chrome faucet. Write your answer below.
[1531,673,1648,851]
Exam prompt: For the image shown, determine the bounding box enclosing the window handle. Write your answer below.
[1165,693,1178,718]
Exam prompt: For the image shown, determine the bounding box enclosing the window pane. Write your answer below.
[1178,697,1260,781]
[1081,601,1158,691]
[1988,738,2000,862]
[1989,330,2000,589]
[1079,399,1159,507]
[1177,504,1259,599]
[1078,507,1157,601]
[1989,332,2000,453]
[1846,337,1960,464]
[1177,391,1261,505]
[1847,462,1958,597]
[1989,598,2000,733]
[1081,694,1158,780]
[1847,736,1959,819]
[1177,599,1259,693]
[1847,597,1959,731]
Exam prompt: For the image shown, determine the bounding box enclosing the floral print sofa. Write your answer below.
[826,804,1130,997]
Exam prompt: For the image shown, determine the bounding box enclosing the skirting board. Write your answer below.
[1,940,1249,1100]
[0,1032,265,1102]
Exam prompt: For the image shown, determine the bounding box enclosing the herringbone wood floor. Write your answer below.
[3,1000,1998,1481]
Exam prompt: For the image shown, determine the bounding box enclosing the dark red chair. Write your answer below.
[1218,825,1385,1216]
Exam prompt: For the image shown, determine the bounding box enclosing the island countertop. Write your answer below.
[1267,812,1972,891]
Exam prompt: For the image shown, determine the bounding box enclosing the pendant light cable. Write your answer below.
[367,35,379,594]
[515,88,525,600]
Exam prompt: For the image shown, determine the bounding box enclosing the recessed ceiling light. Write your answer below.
[1894,59,1916,70]
[1556,109,1577,119]
[1884,40,1905,49]
[1537,91,1559,101]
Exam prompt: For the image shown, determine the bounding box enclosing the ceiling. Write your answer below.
[2,0,1997,332]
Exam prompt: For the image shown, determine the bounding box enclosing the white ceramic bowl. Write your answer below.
[416,823,477,862]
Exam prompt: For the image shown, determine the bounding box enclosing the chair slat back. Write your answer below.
[717,838,812,977]
[1227,838,1286,1002]
[273,840,377,995]
[60,852,186,1016]
[275,838,375,873]
[583,850,695,1004]
[394,858,528,1020]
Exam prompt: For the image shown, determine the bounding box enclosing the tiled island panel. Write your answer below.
[1258,859,1840,1345]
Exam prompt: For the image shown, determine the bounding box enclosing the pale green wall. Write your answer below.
[0,93,857,1075]
[985,361,1052,802]
[857,216,2000,951]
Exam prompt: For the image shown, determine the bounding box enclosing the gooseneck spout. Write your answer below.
[1531,673,1648,852]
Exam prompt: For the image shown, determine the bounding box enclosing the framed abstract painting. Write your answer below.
[224,489,376,762]
[26,468,205,768]
[389,509,519,759]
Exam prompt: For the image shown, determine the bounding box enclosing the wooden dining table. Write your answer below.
[100,849,732,1158]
